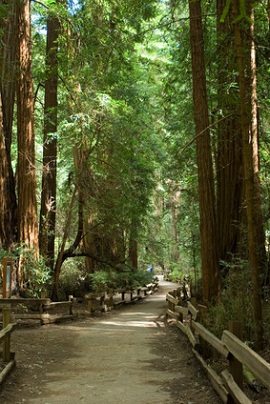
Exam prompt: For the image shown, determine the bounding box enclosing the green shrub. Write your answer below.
[90,269,154,292]
[131,270,153,287]
[58,260,88,299]
[205,263,254,341]
[0,246,51,297]
[90,270,115,292]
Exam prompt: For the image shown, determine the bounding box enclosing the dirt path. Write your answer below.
[0,279,222,404]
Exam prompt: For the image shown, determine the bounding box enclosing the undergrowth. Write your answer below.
[203,264,270,348]
[58,263,154,299]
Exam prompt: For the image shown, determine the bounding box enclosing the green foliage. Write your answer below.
[219,0,232,23]
[205,262,255,341]
[220,0,252,24]
[90,269,154,292]
[164,264,188,282]
[57,263,154,299]
[58,259,88,300]
[19,250,52,297]
[90,270,114,292]
[22,0,270,311]
[0,247,51,297]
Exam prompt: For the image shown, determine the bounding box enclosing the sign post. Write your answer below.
[2,257,13,298]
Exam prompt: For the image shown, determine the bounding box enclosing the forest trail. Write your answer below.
[0,279,222,404]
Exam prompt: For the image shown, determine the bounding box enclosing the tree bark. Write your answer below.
[39,9,59,269]
[128,220,138,270]
[17,0,38,252]
[216,0,245,268]
[189,0,220,302]
[0,1,18,249]
[232,0,266,349]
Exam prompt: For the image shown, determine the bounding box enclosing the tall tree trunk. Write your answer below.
[189,0,220,302]
[170,187,181,263]
[232,0,266,349]
[0,111,15,250]
[216,0,245,268]
[0,0,18,249]
[128,220,138,270]
[39,10,59,269]
[17,0,38,252]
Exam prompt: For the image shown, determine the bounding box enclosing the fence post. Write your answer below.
[170,290,177,311]
[228,320,243,389]
[2,304,11,362]
[108,288,114,309]
[87,293,94,313]
[2,258,13,298]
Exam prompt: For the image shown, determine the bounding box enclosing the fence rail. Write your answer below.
[0,280,159,325]
[0,279,159,386]
[0,305,16,386]
[0,298,72,325]
[166,289,270,404]
[86,281,159,313]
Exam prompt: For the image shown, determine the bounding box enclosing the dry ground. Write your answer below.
[0,280,268,403]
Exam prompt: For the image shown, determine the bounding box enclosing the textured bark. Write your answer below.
[216,0,245,267]
[0,115,15,249]
[128,220,138,270]
[189,0,220,302]
[39,11,59,269]
[232,0,266,349]
[0,0,18,154]
[17,0,38,251]
[169,187,181,263]
[0,0,18,248]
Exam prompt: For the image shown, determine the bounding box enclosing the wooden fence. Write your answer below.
[166,289,270,404]
[0,297,67,325]
[0,305,16,386]
[0,281,159,325]
[0,280,159,386]
[86,281,159,313]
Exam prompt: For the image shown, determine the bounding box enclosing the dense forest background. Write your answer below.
[0,0,270,349]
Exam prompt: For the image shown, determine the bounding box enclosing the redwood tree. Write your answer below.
[232,0,266,349]
[17,0,38,252]
[0,1,18,249]
[39,5,60,269]
[216,0,244,266]
[189,0,220,302]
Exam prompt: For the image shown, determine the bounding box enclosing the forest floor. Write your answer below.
[0,279,268,404]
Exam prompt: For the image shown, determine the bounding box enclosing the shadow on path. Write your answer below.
[0,279,222,404]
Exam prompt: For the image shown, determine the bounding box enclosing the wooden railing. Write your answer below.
[166,289,270,404]
[0,280,159,324]
[0,304,16,386]
[0,297,77,325]
[0,280,159,386]
[86,281,159,313]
